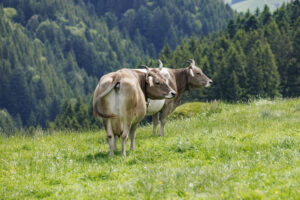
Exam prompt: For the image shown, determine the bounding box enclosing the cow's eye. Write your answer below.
[196,72,200,75]
[155,81,160,85]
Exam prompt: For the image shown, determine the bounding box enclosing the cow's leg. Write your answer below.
[151,113,159,136]
[121,123,130,157]
[129,123,138,150]
[105,120,115,156]
[159,118,166,136]
[159,111,169,136]
[113,136,117,151]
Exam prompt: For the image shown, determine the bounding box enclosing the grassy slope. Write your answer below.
[225,0,291,12]
[1,98,300,199]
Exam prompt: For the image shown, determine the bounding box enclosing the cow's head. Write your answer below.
[185,59,212,88]
[144,66,176,99]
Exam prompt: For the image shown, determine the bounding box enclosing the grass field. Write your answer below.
[1,98,300,199]
[224,0,291,12]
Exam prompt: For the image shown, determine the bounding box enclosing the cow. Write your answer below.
[147,59,212,136]
[93,68,176,156]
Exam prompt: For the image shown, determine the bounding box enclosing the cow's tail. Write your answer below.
[93,77,120,119]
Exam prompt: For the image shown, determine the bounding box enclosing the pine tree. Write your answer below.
[225,45,247,100]
[286,27,300,96]
[245,15,258,32]
[227,19,237,38]
[74,97,88,130]
[261,43,280,97]
[227,71,243,101]
[8,67,33,125]
[159,44,173,65]
[246,41,264,97]
[261,5,272,25]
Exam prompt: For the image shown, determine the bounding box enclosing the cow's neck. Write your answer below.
[135,71,147,100]
[169,68,189,104]
[173,68,189,94]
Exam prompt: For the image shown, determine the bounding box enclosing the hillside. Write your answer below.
[1,98,299,199]
[0,0,299,131]
[224,0,291,12]
[0,0,236,129]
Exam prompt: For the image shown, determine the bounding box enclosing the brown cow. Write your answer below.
[147,59,212,136]
[93,68,176,156]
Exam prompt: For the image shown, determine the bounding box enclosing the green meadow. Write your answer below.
[1,98,299,199]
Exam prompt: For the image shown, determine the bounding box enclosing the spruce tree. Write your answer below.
[74,97,88,130]
[246,41,264,97]
[8,67,33,125]
[227,19,237,38]
[261,43,280,98]
[227,71,243,101]
[286,28,300,96]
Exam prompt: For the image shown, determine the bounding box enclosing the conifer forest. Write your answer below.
[0,0,299,132]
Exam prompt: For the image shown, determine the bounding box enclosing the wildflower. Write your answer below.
[10,167,16,174]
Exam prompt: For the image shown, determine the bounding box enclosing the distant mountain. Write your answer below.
[224,0,291,12]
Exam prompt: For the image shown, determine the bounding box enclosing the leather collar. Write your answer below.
[184,68,191,95]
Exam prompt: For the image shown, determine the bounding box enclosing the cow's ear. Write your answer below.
[148,76,154,87]
[189,67,195,77]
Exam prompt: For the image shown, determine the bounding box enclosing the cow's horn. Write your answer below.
[142,65,150,71]
[158,59,163,70]
[187,59,195,66]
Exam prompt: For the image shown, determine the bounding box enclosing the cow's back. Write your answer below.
[117,70,147,124]
[96,69,147,135]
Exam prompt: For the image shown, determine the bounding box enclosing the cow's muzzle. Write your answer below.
[165,90,176,99]
[205,79,213,87]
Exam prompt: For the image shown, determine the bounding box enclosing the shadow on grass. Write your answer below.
[78,150,127,163]
[78,151,109,163]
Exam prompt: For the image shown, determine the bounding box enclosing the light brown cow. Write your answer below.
[93,68,176,156]
[148,59,212,136]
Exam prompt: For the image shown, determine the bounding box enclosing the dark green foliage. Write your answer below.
[0,109,19,134]
[51,97,101,131]
[0,0,236,130]
[0,0,299,131]
[88,0,236,52]
[158,2,298,102]
[286,27,300,96]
